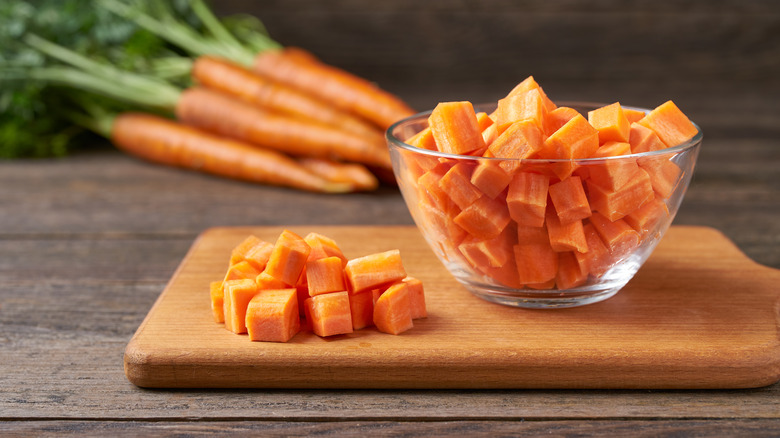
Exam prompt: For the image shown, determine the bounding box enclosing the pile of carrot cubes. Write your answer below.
[403,76,699,290]
[210,230,426,342]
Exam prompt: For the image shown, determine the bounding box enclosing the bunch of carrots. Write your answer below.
[2,0,415,193]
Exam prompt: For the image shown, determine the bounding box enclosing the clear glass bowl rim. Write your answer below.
[386,101,703,163]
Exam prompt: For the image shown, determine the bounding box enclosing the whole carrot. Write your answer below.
[297,157,379,192]
[175,87,393,169]
[111,113,353,193]
[191,56,384,141]
[252,47,416,130]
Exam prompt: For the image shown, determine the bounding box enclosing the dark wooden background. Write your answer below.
[1,1,779,435]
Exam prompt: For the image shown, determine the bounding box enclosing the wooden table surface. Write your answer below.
[2,1,779,436]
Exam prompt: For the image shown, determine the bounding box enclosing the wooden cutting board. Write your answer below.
[124,225,780,389]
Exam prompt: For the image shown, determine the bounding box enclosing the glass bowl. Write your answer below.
[386,102,702,308]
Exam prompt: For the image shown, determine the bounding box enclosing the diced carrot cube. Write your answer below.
[575,223,612,278]
[637,155,682,198]
[305,291,353,337]
[458,226,515,270]
[487,119,544,173]
[428,101,486,155]
[306,256,346,296]
[516,224,550,245]
[304,232,348,266]
[264,230,312,286]
[623,108,646,124]
[349,290,374,330]
[406,126,437,150]
[404,152,441,182]
[438,162,482,209]
[505,76,557,112]
[418,200,467,247]
[506,171,549,227]
[255,271,288,290]
[475,111,495,131]
[625,196,670,235]
[546,208,588,253]
[223,278,258,334]
[224,260,262,281]
[482,261,523,289]
[638,100,698,147]
[548,176,591,224]
[470,160,512,199]
[495,88,548,132]
[453,195,511,240]
[540,114,599,179]
[556,251,588,290]
[629,122,666,154]
[417,162,456,210]
[245,288,300,342]
[373,282,414,335]
[588,141,640,191]
[589,212,641,258]
[402,277,427,319]
[588,102,631,144]
[229,235,263,266]
[587,167,654,221]
[210,281,225,323]
[345,249,407,293]
[514,241,558,285]
[543,106,580,136]
[481,122,499,147]
[243,240,274,271]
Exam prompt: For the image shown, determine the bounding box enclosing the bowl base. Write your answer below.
[465,285,621,309]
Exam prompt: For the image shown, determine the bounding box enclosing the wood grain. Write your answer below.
[124,226,780,389]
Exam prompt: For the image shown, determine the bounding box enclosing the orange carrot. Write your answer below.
[588,102,630,144]
[545,208,588,253]
[556,252,588,290]
[255,271,288,290]
[402,277,428,319]
[306,256,346,296]
[245,288,300,342]
[192,56,383,141]
[624,196,670,235]
[486,119,544,173]
[575,223,612,278]
[494,88,548,133]
[588,141,640,191]
[253,47,416,130]
[514,241,558,285]
[623,108,646,124]
[629,122,666,154]
[539,114,599,179]
[548,176,591,224]
[373,282,414,335]
[305,291,354,337]
[264,230,312,286]
[428,101,486,155]
[175,87,392,169]
[453,195,512,240]
[230,235,264,266]
[303,233,348,267]
[209,281,225,323]
[406,127,438,151]
[297,157,379,192]
[243,240,275,272]
[438,162,483,209]
[589,212,641,258]
[587,167,654,221]
[543,106,580,136]
[345,249,407,293]
[637,155,682,198]
[458,226,515,270]
[505,76,557,111]
[506,171,549,227]
[470,160,512,199]
[638,100,698,147]
[110,113,352,193]
[224,260,262,282]
[223,278,258,334]
[349,290,375,330]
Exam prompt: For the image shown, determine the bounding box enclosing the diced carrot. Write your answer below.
[255,271,288,290]
[638,100,698,147]
[402,277,427,319]
[526,279,556,290]
[588,102,630,144]
[588,141,640,191]
[438,162,483,209]
[589,212,641,258]
[224,260,262,281]
[223,278,258,334]
[475,111,495,131]
[428,101,486,155]
[545,207,588,253]
[349,290,374,330]
[495,88,548,133]
[305,291,353,337]
[209,281,225,323]
[587,167,654,221]
[556,251,588,290]
[623,108,646,124]
[540,114,599,179]
[516,224,550,245]
[506,171,549,227]
[470,160,512,199]
[458,225,515,270]
[487,120,544,174]
[345,249,407,293]
[575,223,612,278]
[543,106,580,136]
[264,229,312,286]
[404,151,441,182]
[514,241,558,285]
[505,76,557,112]
[304,232,348,266]
[482,259,523,289]
[245,288,300,342]
[373,282,414,335]
[418,200,467,247]
[548,176,591,224]
[638,155,682,198]
[229,235,263,266]
[417,162,456,210]
[306,256,346,296]
[453,195,512,240]
[481,122,499,147]
[406,126,437,150]
[629,122,666,154]
[243,240,274,271]
[624,196,670,235]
